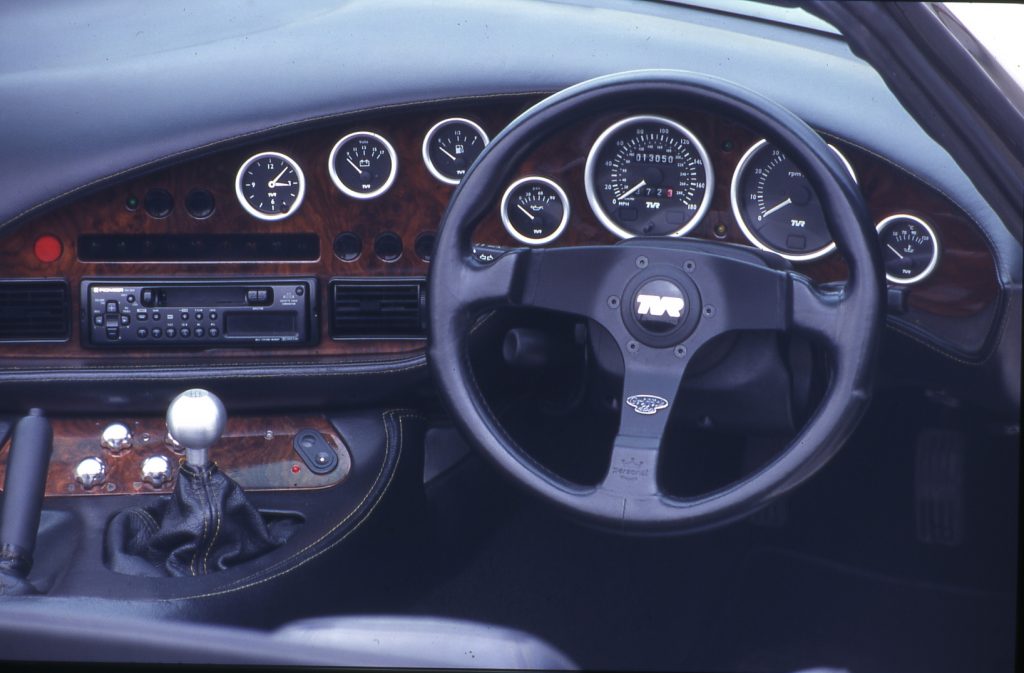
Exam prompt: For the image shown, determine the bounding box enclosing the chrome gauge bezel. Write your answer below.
[729,139,857,262]
[876,213,940,285]
[422,117,490,185]
[500,176,571,246]
[328,131,399,200]
[584,115,714,240]
[235,151,306,222]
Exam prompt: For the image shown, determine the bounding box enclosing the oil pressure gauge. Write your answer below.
[501,176,570,245]
[876,213,939,284]
[328,131,398,199]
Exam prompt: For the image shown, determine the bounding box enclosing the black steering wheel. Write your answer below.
[428,70,884,533]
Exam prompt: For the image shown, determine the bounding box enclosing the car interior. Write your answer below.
[0,1,1019,671]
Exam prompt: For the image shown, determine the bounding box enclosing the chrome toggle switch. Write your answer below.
[74,456,107,489]
[140,455,173,487]
[100,422,133,455]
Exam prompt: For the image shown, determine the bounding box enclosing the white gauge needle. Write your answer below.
[439,146,457,161]
[267,166,289,188]
[619,179,647,201]
[761,197,793,218]
[886,243,904,259]
[346,157,363,174]
[516,204,536,221]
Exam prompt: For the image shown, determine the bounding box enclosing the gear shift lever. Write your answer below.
[105,389,293,577]
[166,388,226,469]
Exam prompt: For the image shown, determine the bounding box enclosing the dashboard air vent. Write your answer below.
[0,280,70,342]
[329,279,426,339]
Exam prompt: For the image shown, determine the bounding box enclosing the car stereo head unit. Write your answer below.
[81,278,318,348]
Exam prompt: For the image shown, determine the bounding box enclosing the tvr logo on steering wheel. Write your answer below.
[625,395,670,415]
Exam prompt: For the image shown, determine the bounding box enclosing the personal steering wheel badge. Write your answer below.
[625,394,670,415]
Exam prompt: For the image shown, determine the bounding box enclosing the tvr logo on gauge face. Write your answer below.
[625,395,670,415]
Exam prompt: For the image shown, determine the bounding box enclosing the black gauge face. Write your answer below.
[585,115,712,238]
[329,132,397,199]
[877,214,939,284]
[500,177,570,245]
[731,140,855,260]
[235,152,305,221]
[423,118,488,184]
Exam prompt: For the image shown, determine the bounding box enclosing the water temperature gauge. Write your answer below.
[500,176,570,246]
[876,213,940,284]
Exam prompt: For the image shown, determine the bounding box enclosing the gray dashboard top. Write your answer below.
[0,0,1015,281]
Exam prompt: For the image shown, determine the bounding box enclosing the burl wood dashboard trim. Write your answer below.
[0,415,351,497]
[0,95,1000,362]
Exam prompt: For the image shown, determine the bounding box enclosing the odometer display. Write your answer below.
[585,115,712,238]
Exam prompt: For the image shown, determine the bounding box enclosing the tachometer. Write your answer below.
[584,115,712,238]
[235,151,305,221]
[730,139,856,261]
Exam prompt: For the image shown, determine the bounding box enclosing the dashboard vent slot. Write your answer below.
[0,280,70,342]
[329,279,426,339]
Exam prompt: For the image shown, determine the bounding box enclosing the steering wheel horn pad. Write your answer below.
[429,70,883,533]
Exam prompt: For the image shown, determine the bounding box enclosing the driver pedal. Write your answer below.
[913,429,965,546]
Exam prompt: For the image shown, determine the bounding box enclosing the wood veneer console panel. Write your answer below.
[0,95,999,362]
[0,414,350,497]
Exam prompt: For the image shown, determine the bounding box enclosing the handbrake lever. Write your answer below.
[0,408,53,594]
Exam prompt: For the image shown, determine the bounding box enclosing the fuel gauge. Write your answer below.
[877,213,939,284]
[500,176,570,246]
[423,117,488,184]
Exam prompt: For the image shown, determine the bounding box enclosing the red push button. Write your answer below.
[34,235,63,263]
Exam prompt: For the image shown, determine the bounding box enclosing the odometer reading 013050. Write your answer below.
[585,115,713,238]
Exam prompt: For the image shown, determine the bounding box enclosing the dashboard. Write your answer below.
[0,94,1002,366]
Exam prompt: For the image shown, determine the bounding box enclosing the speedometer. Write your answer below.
[585,115,713,238]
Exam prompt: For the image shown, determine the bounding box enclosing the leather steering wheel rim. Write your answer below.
[428,70,884,533]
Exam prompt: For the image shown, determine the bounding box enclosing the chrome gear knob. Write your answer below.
[166,389,226,467]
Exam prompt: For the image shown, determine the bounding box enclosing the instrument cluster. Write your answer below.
[489,113,941,286]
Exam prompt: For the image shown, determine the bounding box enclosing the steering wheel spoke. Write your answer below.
[600,349,689,498]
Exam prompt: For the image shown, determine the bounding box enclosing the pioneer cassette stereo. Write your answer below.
[81,278,318,348]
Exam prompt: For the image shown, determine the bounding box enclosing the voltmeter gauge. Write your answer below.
[422,118,489,185]
[876,214,939,284]
[235,151,305,221]
[585,115,712,239]
[500,176,570,246]
[730,139,856,261]
[328,131,398,199]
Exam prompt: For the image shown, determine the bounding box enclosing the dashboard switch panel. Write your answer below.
[81,278,318,348]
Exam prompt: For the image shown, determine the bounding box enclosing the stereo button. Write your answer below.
[151,328,162,338]
[180,327,190,337]
[209,327,220,337]
[105,300,119,314]
[210,311,218,320]
[119,314,130,327]
[106,328,119,340]
[194,327,205,337]
[165,327,176,338]
[137,328,148,338]
[93,314,104,327]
